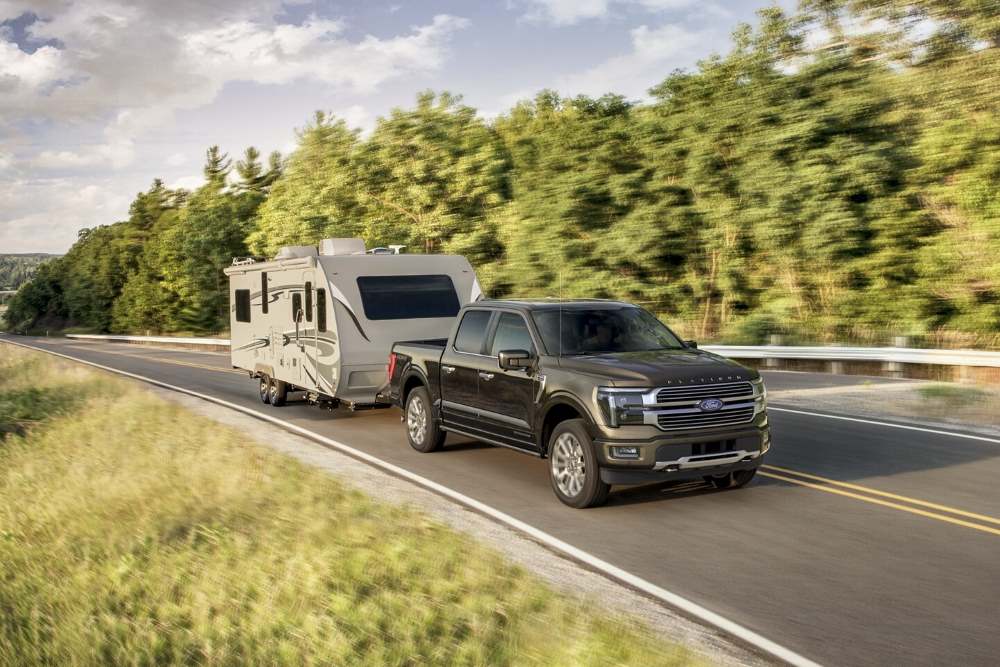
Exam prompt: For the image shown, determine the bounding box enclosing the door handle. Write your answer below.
[442,365,456,374]
[478,371,494,381]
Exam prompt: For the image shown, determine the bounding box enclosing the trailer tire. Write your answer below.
[258,376,271,404]
[405,386,445,453]
[269,378,288,407]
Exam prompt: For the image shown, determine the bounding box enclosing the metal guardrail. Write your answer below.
[63,334,1000,368]
[702,345,1000,369]
[66,334,231,347]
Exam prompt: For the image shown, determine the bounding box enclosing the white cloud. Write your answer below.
[553,23,718,98]
[0,4,468,170]
[165,152,186,167]
[522,0,700,25]
[332,104,374,133]
[0,177,130,253]
[167,175,203,191]
[184,14,468,94]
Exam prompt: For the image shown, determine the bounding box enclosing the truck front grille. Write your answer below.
[655,381,753,403]
[656,405,755,431]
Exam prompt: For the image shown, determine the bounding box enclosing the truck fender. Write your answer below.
[399,367,432,406]
[535,393,597,452]
[254,363,275,378]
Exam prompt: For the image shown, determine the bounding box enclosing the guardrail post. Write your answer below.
[829,361,844,375]
[766,335,782,369]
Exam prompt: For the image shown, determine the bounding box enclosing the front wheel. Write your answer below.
[706,468,757,489]
[405,386,445,453]
[548,419,609,509]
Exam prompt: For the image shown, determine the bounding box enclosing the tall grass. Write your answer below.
[0,345,697,666]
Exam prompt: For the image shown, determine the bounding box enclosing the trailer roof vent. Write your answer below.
[319,238,366,256]
[275,245,318,260]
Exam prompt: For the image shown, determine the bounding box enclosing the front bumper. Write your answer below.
[591,413,770,486]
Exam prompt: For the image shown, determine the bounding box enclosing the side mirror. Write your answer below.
[683,339,698,349]
[498,349,534,371]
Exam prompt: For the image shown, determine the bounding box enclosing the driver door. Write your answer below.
[477,311,539,451]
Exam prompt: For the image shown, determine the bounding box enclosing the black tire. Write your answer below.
[547,419,609,509]
[269,377,288,407]
[258,376,270,404]
[404,386,445,453]
[706,467,757,489]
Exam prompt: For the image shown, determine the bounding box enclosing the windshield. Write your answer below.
[531,307,684,355]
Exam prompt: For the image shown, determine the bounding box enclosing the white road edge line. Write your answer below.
[769,406,1000,445]
[3,338,821,667]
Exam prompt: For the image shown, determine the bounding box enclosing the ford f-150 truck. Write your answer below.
[385,299,770,508]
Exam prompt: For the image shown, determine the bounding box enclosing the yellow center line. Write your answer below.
[762,464,1000,526]
[759,471,1000,537]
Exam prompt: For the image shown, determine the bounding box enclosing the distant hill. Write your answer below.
[0,254,59,291]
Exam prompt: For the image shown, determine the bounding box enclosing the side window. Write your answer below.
[292,293,302,322]
[235,289,251,323]
[305,281,313,322]
[453,310,492,354]
[261,272,268,314]
[490,312,534,356]
[317,289,327,332]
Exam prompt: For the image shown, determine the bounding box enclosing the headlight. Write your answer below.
[595,387,648,427]
[752,377,768,415]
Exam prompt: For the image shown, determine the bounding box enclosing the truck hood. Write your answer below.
[556,348,756,387]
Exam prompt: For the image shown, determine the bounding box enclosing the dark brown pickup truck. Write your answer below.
[386,299,771,508]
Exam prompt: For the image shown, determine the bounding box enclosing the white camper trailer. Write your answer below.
[224,238,481,408]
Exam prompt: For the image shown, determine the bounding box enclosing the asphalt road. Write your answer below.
[5,335,999,666]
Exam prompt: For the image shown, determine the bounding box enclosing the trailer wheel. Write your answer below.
[258,376,271,404]
[269,378,288,407]
[405,386,445,453]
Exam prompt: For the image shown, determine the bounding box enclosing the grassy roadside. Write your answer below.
[0,345,699,666]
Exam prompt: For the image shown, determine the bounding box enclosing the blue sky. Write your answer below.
[0,0,792,253]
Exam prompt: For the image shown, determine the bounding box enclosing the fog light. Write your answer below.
[610,446,640,460]
[760,431,771,454]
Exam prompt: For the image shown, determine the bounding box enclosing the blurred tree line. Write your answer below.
[6,1,999,345]
[0,254,56,291]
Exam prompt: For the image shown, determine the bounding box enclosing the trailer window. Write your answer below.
[235,289,251,323]
[305,281,313,322]
[292,293,302,322]
[356,275,460,320]
[261,272,268,314]
[317,289,327,332]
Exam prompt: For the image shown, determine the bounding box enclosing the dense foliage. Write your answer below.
[6,1,999,345]
[0,254,57,291]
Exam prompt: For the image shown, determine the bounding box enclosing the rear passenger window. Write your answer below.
[454,310,492,354]
[235,289,251,323]
[490,313,534,356]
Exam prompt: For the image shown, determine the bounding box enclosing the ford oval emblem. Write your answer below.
[698,398,724,412]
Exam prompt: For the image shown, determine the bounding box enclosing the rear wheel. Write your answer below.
[706,468,757,489]
[405,386,445,453]
[548,419,609,509]
[258,376,270,404]
[269,378,288,407]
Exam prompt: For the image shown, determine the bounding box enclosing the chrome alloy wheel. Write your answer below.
[407,395,427,446]
[551,432,587,498]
